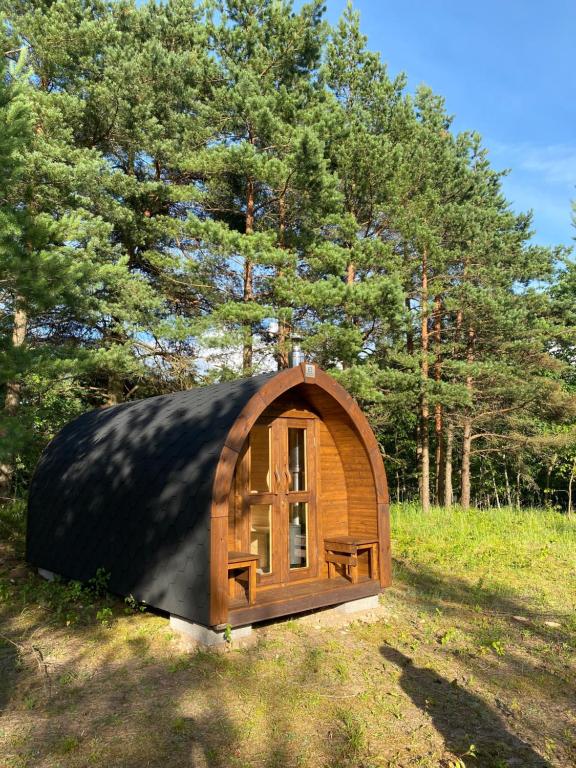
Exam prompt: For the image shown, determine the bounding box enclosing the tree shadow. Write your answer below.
[2,533,573,766]
[380,643,551,768]
[0,577,337,768]
[0,617,241,767]
[0,638,18,711]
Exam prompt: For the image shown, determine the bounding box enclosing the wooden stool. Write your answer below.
[228,552,259,606]
[324,536,378,584]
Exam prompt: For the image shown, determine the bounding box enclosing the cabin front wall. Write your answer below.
[222,385,385,626]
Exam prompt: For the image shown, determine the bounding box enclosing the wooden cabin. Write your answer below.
[27,363,390,630]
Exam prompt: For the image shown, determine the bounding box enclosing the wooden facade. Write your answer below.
[27,363,390,629]
[210,363,390,628]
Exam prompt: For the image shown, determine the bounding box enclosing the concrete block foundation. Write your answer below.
[170,615,253,647]
[333,594,380,614]
[38,568,56,582]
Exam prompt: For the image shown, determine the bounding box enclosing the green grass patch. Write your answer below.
[392,503,576,617]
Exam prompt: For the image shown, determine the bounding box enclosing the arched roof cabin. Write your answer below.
[27,364,390,629]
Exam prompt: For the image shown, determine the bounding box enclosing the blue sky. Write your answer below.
[319,0,576,249]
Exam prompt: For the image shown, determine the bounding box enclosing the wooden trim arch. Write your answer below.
[209,363,390,626]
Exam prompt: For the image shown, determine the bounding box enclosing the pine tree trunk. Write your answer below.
[420,249,430,513]
[492,474,501,509]
[346,261,355,285]
[337,251,356,371]
[4,304,26,413]
[568,459,576,517]
[406,297,414,354]
[407,293,419,496]
[443,418,454,507]
[416,419,422,501]
[461,417,472,509]
[443,304,462,510]
[276,284,289,371]
[435,416,444,503]
[104,311,126,406]
[106,376,124,406]
[504,465,513,507]
[0,465,14,505]
[276,320,290,369]
[421,413,430,512]
[433,295,443,504]
[243,177,255,375]
[276,194,290,370]
[545,454,557,507]
[460,326,475,510]
[0,298,28,501]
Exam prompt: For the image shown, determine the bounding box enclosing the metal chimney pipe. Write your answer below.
[288,334,304,368]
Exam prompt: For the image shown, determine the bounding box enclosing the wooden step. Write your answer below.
[228,575,379,627]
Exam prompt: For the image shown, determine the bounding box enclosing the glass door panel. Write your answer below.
[285,420,315,579]
[289,502,308,569]
[250,503,272,574]
[246,421,277,583]
[249,425,271,493]
[288,428,306,491]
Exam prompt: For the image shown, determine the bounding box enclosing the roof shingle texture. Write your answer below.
[27,372,276,625]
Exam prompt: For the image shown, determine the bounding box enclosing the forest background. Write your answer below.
[1,0,576,514]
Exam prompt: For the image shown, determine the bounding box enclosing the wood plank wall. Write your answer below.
[302,386,378,578]
[317,419,348,577]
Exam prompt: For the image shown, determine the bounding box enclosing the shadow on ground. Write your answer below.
[0,550,361,768]
[381,643,551,768]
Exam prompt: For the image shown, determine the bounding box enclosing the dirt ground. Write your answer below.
[1,532,575,768]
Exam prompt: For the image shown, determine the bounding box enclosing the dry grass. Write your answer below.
[0,503,575,768]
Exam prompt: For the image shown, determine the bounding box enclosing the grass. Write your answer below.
[0,499,26,548]
[392,503,576,617]
[0,501,575,767]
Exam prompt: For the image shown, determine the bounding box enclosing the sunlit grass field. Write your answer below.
[393,503,576,619]
[1,502,575,768]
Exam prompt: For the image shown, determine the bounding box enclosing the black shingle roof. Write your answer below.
[26,372,276,625]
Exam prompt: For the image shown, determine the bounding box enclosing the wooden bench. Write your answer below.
[324,536,378,584]
[228,552,259,606]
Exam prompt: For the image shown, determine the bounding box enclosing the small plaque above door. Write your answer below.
[304,363,315,378]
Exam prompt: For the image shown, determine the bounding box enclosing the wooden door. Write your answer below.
[242,416,318,587]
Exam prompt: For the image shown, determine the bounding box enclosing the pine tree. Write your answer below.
[1,7,157,492]
[5,0,221,395]
[444,160,567,508]
[288,4,406,383]
[184,0,332,376]
[0,55,31,499]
